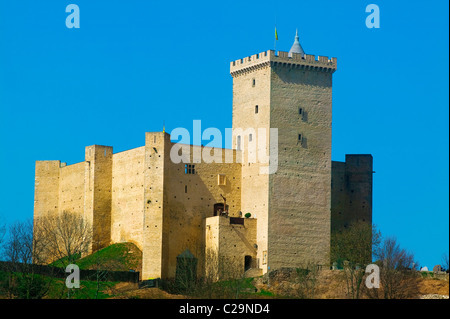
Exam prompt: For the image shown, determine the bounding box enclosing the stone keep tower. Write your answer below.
[230,32,337,273]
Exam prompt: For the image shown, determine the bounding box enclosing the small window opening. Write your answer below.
[252,78,256,87]
[185,185,188,193]
[249,134,253,142]
[299,107,303,115]
[184,164,195,174]
[255,105,258,114]
[218,174,226,186]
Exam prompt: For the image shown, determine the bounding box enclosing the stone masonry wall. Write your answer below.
[268,63,333,269]
[111,146,146,250]
[34,160,61,218]
[163,141,242,278]
[231,64,271,274]
[84,145,113,252]
[58,162,85,214]
[331,155,373,232]
[205,216,257,280]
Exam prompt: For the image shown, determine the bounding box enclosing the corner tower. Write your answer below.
[230,32,337,273]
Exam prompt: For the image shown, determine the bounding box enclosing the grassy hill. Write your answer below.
[77,242,142,272]
[51,242,142,273]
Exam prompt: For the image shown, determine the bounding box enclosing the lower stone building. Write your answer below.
[34,132,373,280]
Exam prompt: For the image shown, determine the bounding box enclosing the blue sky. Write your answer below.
[0,0,448,268]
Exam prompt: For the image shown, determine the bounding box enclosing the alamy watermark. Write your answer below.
[65,264,80,289]
[66,4,80,29]
[365,264,380,289]
[65,4,379,30]
[366,4,380,29]
[169,121,279,175]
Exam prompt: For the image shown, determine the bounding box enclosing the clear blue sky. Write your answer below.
[0,0,448,269]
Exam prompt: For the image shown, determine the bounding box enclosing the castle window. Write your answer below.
[237,136,241,151]
[184,164,195,174]
[217,174,226,186]
[298,134,303,142]
[299,107,303,115]
[255,105,258,114]
[185,185,188,193]
[249,134,253,142]
[252,78,256,87]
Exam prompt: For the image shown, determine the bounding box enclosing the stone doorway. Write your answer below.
[213,203,229,216]
[244,255,252,272]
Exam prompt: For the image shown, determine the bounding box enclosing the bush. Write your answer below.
[245,213,251,218]
[13,274,49,299]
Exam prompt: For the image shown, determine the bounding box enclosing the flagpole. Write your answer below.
[274,14,277,52]
[274,27,276,52]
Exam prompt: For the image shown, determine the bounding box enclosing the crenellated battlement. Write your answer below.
[230,50,337,77]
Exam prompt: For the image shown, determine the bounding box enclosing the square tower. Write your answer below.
[230,47,337,272]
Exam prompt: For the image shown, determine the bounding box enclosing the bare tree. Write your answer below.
[330,221,381,299]
[365,236,418,299]
[204,248,220,285]
[296,262,319,299]
[217,254,251,299]
[0,214,6,249]
[35,211,92,267]
[174,247,250,299]
[2,219,53,299]
[201,248,224,298]
[442,253,449,272]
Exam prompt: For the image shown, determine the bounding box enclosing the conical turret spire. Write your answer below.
[288,29,305,57]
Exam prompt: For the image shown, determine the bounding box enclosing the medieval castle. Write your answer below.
[33,32,373,280]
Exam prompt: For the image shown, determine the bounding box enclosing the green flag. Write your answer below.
[275,27,278,41]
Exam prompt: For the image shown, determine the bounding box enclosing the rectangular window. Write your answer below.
[237,136,241,151]
[298,134,302,141]
[184,164,195,174]
[217,174,226,186]
[252,78,256,87]
[255,105,258,114]
[299,107,303,115]
[249,134,253,142]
